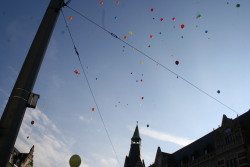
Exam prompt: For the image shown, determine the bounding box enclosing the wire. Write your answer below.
[65,5,239,115]
[61,9,122,167]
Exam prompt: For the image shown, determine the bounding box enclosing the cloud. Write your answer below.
[91,153,118,167]
[79,116,85,121]
[7,66,18,76]
[100,157,118,166]
[14,108,89,167]
[139,127,193,146]
[0,88,9,97]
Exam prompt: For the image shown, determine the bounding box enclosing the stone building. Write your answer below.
[149,110,250,167]
[8,145,34,167]
[124,125,146,167]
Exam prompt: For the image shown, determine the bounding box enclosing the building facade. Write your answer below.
[124,125,146,167]
[149,110,250,167]
[8,145,34,167]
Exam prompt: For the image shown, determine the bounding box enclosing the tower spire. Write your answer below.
[131,124,141,144]
[124,124,145,167]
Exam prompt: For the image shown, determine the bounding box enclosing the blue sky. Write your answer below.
[1,0,250,166]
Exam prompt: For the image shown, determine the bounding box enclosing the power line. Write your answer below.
[65,5,239,115]
[61,9,122,167]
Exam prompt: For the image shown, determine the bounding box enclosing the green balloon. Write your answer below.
[69,154,81,167]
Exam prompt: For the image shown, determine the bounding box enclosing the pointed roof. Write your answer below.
[131,125,141,142]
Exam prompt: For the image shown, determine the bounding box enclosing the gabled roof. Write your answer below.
[172,109,250,163]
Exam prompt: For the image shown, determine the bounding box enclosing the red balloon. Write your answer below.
[180,24,185,29]
[172,17,176,21]
[31,121,34,125]
[141,97,144,100]
[150,8,154,12]
[160,18,164,21]
[175,61,179,65]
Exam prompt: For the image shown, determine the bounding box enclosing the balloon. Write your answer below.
[150,8,154,12]
[69,155,81,167]
[68,16,73,20]
[74,70,80,75]
[217,90,220,94]
[92,108,95,111]
[205,30,208,33]
[150,35,153,38]
[175,61,179,65]
[141,97,144,100]
[99,1,103,5]
[115,1,119,4]
[180,24,185,29]
[147,124,149,127]
[31,121,34,125]
[172,17,176,21]
[160,18,164,21]
[140,79,143,82]
[140,61,143,64]
[129,31,133,35]
[123,36,127,39]
[196,14,202,19]
[236,4,240,7]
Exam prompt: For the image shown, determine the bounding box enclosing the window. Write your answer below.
[225,135,233,144]
[204,149,208,155]
[180,161,183,166]
[226,158,237,167]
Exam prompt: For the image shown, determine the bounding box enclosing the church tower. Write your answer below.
[124,124,145,167]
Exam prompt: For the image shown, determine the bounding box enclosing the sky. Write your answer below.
[0,0,250,166]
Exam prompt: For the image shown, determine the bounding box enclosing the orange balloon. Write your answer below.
[124,36,127,39]
[92,108,95,111]
[68,16,73,20]
[99,1,103,5]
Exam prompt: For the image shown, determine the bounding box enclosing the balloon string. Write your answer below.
[61,9,122,167]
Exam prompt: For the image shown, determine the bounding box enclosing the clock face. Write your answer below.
[225,128,231,134]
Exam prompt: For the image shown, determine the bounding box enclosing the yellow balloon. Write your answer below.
[69,154,81,167]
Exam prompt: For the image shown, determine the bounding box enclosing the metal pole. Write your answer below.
[0,0,64,166]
